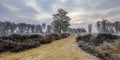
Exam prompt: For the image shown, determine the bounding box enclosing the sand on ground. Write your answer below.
[0,35,95,60]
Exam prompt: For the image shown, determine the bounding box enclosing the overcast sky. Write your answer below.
[0,0,120,31]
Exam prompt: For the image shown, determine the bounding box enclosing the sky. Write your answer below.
[0,0,120,32]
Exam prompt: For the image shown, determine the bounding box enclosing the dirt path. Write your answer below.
[0,35,95,60]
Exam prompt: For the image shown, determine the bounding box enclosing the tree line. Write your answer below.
[96,19,120,33]
[0,8,86,35]
[1,9,119,34]
[0,21,86,35]
[0,21,49,35]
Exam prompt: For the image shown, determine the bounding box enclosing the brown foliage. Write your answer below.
[0,34,70,52]
[76,33,120,60]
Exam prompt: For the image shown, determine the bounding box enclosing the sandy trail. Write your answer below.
[0,35,94,60]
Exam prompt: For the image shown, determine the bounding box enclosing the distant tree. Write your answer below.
[42,23,46,33]
[110,23,114,33]
[17,23,27,34]
[88,24,92,33]
[96,19,120,33]
[68,28,86,33]
[9,23,16,34]
[0,21,54,35]
[25,24,31,33]
[46,25,52,33]
[80,28,87,33]
[96,21,101,33]
[96,19,109,33]
[3,21,12,34]
[31,24,35,33]
[114,21,120,33]
[71,28,77,33]
[67,28,73,33]
[0,22,5,34]
[33,25,38,34]
[52,9,71,34]
[101,19,108,33]
[106,22,115,33]
[37,25,42,33]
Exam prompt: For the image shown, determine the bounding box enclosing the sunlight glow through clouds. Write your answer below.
[70,20,83,25]
[0,0,120,28]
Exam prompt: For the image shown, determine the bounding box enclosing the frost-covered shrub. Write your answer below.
[76,33,120,60]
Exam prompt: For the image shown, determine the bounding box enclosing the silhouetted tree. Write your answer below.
[52,9,71,34]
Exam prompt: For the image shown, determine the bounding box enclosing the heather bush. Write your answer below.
[76,33,120,60]
[0,33,70,52]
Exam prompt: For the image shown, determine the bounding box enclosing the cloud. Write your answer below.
[70,20,84,25]
[2,2,18,12]
[0,0,120,29]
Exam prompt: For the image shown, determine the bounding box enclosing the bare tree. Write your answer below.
[9,23,16,34]
[31,24,35,33]
[17,23,27,34]
[46,25,52,34]
[42,23,46,33]
[96,19,120,33]
[96,21,101,33]
[0,21,48,35]
[106,22,115,33]
[0,22,5,35]
[114,21,120,33]
[101,19,108,33]
[88,24,92,33]
[37,25,42,33]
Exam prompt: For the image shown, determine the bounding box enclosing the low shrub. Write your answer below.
[0,33,70,52]
[0,39,8,52]
[60,33,70,39]
[40,35,52,44]
[76,33,120,60]
[50,34,60,40]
